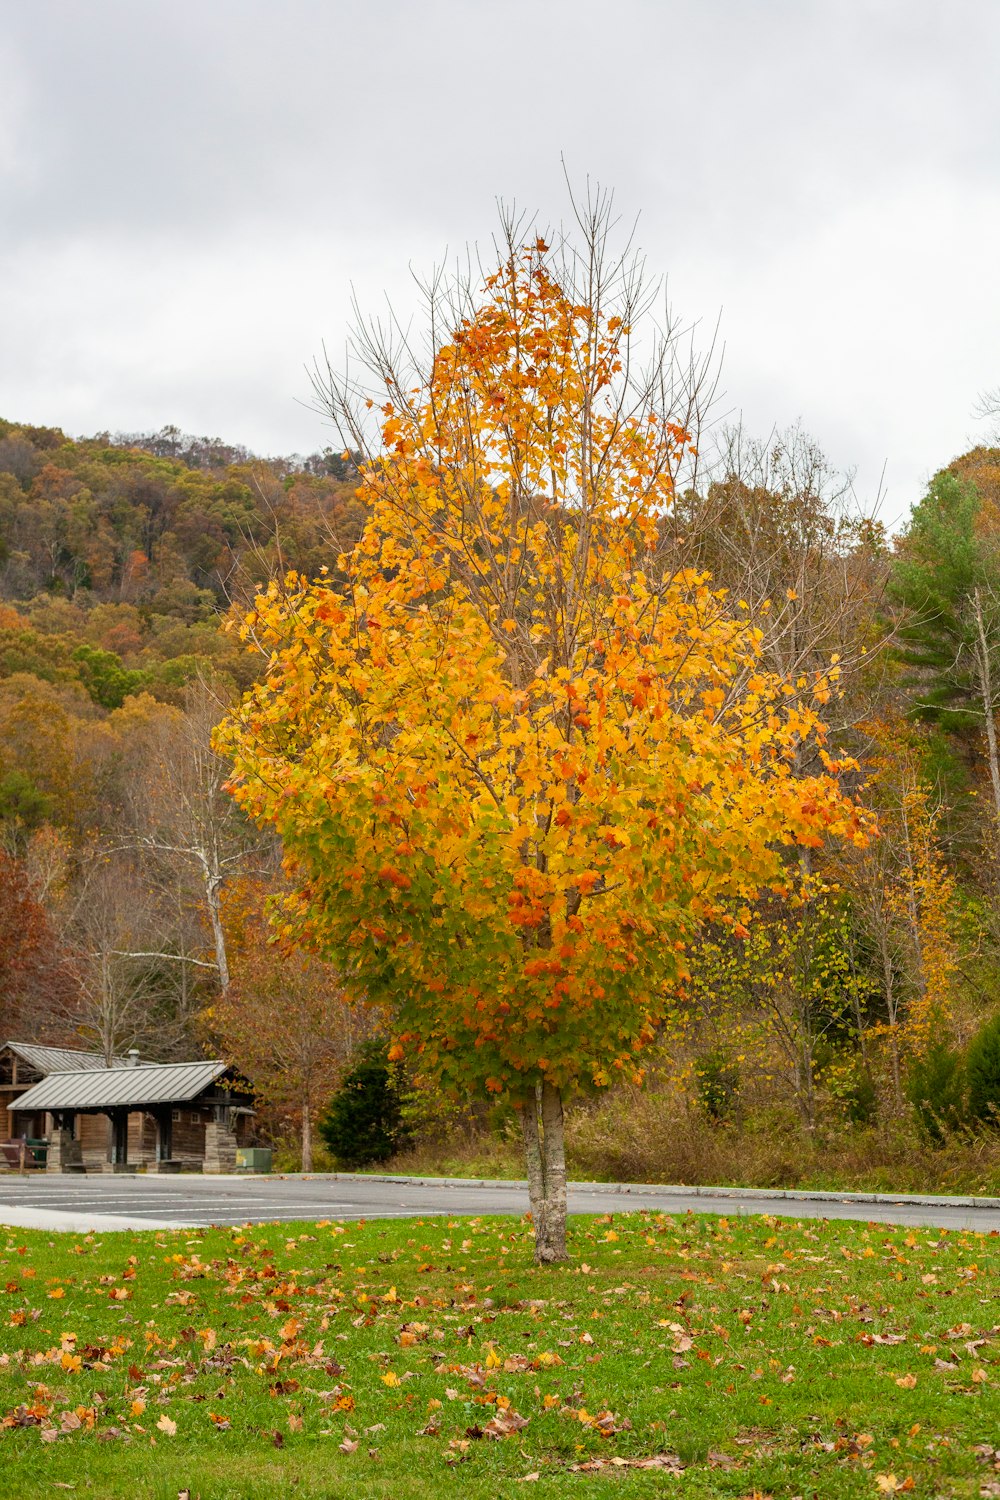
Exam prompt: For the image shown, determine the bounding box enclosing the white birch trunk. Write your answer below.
[972,588,1000,828]
[301,1100,313,1173]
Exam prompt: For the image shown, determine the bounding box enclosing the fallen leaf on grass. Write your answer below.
[483,1409,529,1439]
[156,1415,177,1436]
[707,1449,740,1469]
[339,1437,358,1454]
[569,1454,684,1473]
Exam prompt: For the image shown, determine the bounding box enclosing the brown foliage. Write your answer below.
[0,851,75,1037]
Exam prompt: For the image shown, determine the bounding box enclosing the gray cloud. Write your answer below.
[2,0,999,524]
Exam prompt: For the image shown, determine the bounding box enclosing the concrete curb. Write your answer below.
[285,1171,1000,1211]
[5,1168,997,1209]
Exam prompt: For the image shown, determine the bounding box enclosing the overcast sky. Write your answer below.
[2,1,999,529]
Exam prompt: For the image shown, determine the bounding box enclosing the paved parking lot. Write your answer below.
[2,1171,1000,1233]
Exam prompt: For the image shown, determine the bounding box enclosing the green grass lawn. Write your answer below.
[1,1210,998,1498]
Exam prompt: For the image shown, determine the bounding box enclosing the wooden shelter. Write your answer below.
[1,1042,253,1173]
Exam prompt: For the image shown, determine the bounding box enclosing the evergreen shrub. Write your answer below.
[906,1041,966,1143]
[318,1040,409,1168]
[966,1013,1000,1126]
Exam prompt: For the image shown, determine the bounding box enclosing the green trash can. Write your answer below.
[235,1147,273,1174]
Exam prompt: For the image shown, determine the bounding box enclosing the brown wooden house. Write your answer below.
[1,1041,253,1173]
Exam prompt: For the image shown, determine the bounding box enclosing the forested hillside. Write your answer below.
[0,417,366,1161]
[3,412,1000,1186]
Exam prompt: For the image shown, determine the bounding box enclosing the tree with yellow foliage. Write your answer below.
[217,200,867,1260]
[843,717,957,1105]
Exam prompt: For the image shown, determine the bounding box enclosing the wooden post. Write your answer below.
[154,1108,173,1168]
[105,1110,129,1171]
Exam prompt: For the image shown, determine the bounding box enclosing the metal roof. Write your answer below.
[4,1042,147,1074]
[7,1060,229,1114]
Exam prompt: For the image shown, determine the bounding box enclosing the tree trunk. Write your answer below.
[539,1081,568,1262]
[301,1101,313,1173]
[204,870,231,994]
[520,1085,547,1253]
[972,589,1000,827]
[518,1080,568,1264]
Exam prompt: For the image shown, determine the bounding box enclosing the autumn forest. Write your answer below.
[3,236,1000,1205]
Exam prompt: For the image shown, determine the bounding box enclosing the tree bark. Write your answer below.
[204,867,231,995]
[301,1099,313,1173]
[518,1080,568,1264]
[519,1085,548,1255]
[539,1081,568,1262]
[972,589,1000,828]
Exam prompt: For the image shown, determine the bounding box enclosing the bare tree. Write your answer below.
[972,386,1000,444]
[60,851,202,1062]
[119,680,275,994]
[693,422,891,730]
[964,584,1000,826]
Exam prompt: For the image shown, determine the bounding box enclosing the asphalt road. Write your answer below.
[2,1171,1000,1233]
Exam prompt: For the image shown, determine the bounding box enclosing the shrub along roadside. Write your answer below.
[967,1012,1000,1126]
[906,1041,968,1144]
[382,1087,1000,1196]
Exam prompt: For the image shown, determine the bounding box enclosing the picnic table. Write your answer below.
[1,1137,49,1171]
